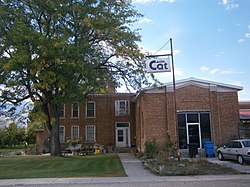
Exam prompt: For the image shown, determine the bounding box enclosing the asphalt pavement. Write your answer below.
[0,153,250,187]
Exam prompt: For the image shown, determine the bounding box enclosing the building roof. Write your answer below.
[140,77,243,93]
[240,109,250,120]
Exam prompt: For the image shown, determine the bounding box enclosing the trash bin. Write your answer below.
[204,141,214,157]
[188,143,198,158]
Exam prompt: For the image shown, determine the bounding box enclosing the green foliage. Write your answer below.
[0,123,25,148]
[0,0,154,155]
[165,135,177,158]
[144,140,158,159]
[0,122,36,148]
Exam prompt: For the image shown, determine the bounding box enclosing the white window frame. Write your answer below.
[86,101,95,118]
[71,103,79,118]
[86,125,96,142]
[71,125,79,140]
[115,100,130,116]
[59,104,65,119]
[59,126,65,143]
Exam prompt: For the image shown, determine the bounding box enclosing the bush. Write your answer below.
[144,140,158,159]
[165,135,177,159]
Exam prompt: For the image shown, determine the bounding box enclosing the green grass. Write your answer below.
[0,154,126,179]
[0,148,23,153]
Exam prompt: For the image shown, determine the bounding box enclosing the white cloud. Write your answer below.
[245,33,250,38]
[221,69,244,74]
[200,66,245,75]
[213,50,225,57]
[238,38,245,43]
[133,0,176,4]
[248,25,250,30]
[138,18,153,24]
[210,69,220,74]
[219,0,239,11]
[160,0,176,2]
[141,47,180,56]
[200,66,209,72]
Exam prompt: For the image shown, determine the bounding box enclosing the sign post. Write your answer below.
[146,38,180,159]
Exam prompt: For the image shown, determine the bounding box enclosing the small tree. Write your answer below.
[144,140,158,159]
[165,135,177,160]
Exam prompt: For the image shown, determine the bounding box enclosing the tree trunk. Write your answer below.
[50,106,61,156]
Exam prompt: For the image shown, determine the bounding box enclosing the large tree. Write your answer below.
[0,0,152,156]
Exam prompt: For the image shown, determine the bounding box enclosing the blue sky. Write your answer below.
[131,0,250,100]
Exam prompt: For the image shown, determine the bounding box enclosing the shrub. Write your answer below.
[165,135,177,159]
[144,140,158,159]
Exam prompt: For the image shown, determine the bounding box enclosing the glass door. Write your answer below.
[187,124,201,148]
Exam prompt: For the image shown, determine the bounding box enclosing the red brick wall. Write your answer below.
[136,85,241,151]
[217,92,240,144]
[37,93,136,151]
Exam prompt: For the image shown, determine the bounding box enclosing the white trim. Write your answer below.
[71,125,79,140]
[71,103,79,118]
[115,122,130,147]
[115,100,130,116]
[86,101,96,118]
[141,77,243,94]
[85,125,96,142]
[59,126,65,143]
[59,104,65,119]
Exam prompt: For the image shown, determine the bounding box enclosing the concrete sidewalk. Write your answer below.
[118,153,154,177]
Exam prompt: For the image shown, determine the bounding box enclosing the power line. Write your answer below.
[153,39,170,55]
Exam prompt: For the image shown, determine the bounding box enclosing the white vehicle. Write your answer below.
[217,139,250,165]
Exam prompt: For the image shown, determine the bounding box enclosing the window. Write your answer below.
[178,114,187,149]
[86,101,95,118]
[59,126,65,143]
[72,103,79,118]
[86,125,95,142]
[115,100,130,116]
[178,112,211,149]
[59,104,65,118]
[71,126,79,140]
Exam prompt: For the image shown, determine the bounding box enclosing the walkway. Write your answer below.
[118,153,154,177]
[207,157,250,174]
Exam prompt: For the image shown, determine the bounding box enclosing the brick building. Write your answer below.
[239,101,250,139]
[135,77,243,152]
[36,77,244,153]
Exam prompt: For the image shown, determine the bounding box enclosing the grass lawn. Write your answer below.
[0,154,126,179]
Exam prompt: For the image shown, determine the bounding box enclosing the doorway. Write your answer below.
[187,124,201,148]
[115,122,130,147]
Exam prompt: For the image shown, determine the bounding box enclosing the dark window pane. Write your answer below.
[200,113,211,148]
[178,114,186,127]
[178,114,187,149]
[187,114,199,123]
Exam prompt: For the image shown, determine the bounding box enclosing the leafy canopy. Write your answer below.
[0,0,152,110]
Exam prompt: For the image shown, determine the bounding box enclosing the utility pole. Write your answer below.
[146,38,179,159]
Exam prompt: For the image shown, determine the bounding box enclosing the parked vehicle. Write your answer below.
[217,139,250,164]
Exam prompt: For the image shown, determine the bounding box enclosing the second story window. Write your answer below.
[72,103,79,118]
[59,104,65,118]
[86,101,95,118]
[115,100,130,116]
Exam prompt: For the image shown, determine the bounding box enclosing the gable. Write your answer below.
[141,77,243,94]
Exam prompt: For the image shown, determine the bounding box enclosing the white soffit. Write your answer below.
[143,77,243,93]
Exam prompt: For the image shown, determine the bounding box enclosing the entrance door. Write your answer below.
[115,123,130,147]
[187,124,201,148]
